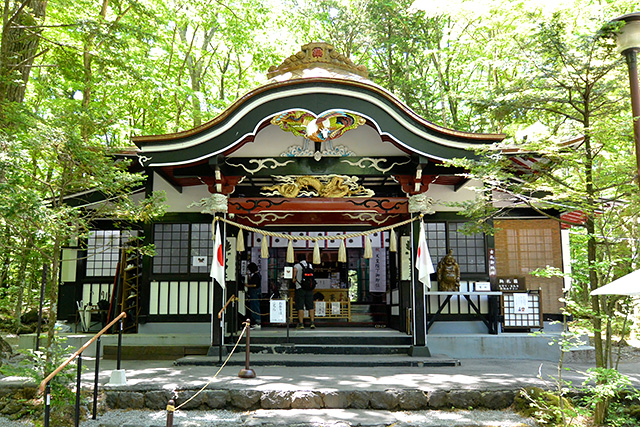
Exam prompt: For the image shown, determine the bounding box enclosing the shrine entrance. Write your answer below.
[223,194,416,331]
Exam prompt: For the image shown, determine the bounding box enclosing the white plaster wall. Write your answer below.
[153,172,211,213]
[424,179,482,212]
[230,124,407,158]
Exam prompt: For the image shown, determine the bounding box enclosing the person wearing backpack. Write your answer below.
[293,254,316,329]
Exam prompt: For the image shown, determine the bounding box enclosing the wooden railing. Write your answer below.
[39,312,127,427]
[218,294,236,319]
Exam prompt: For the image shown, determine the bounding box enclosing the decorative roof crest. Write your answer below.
[267,42,368,79]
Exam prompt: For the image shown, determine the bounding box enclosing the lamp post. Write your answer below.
[612,13,640,189]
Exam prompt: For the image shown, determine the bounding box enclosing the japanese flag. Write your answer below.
[415,221,435,289]
[211,222,225,288]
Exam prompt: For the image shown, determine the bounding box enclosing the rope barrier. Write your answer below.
[173,323,249,411]
[214,214,421,241]
[243,306,270,317]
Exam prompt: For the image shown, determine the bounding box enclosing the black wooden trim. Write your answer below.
[454,178,471,192]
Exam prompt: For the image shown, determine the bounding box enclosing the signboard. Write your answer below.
[238,291,246,316]
[488,248,497,283]
[475,282,491,292]
[315,301,326,317]
[331,302,341,315]
[514,293,529,314]
[369,247,386,292]
[269,300,286,323]
[192,256,207,267]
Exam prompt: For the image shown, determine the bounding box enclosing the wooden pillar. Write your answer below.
[410,215,430,356]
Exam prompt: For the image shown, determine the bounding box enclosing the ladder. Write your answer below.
[109,240,142,333]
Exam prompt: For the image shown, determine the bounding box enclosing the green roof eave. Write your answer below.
[133,78,505,168]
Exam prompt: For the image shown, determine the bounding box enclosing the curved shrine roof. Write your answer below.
[133,43,505,168]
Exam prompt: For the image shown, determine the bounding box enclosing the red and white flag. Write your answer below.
[415,221,435,289]
[210,222,225,288]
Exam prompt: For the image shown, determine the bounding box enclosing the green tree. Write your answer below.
[451,4,637,423]
[0,0,48,111]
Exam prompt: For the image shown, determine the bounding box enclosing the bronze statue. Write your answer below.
[437,250,460,291]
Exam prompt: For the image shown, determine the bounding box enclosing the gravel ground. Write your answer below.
[0,408,538,427]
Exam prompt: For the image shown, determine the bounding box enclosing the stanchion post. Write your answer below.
[117,317,123,370]
[166,399,175,427]
[238,319,256,378]
[92,336,101,419]
[285,294,290,343]
[43,383,51,427]
[74,353,82,427]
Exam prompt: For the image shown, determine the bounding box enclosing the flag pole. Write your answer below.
[221,215,227,348]
[410,213,417,347]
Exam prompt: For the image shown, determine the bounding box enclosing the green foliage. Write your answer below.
[0,337,78,412]
[515,386,577,426]
[580,368,636,410]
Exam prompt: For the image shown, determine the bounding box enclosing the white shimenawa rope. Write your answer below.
[213,214,421,242]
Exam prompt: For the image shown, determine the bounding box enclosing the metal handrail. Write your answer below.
[39,311,126,427]
[39,311,127,392]
[218,294,236,319]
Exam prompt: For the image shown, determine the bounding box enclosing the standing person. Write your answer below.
[246,262,261,329]
[293,254,315,329]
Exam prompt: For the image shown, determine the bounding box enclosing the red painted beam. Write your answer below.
[228,197,409,215]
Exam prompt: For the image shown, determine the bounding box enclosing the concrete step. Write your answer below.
[246,332,411,346]
[225,343,412,355]
[564,345,596,363]
[103,345,208,360]
[175,353,460,367]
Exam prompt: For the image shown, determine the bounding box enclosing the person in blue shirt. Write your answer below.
[246,262,262,329]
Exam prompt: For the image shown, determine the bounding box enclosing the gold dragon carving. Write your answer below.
[261,175,373,198]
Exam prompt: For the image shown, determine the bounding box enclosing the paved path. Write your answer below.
[71,355,639,426]
[85,356,640,392]
[3,356,639,426]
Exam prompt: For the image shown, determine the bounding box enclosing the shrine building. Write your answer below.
[56,43,568,359]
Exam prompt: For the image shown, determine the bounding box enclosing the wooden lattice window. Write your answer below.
[153,223,213,275]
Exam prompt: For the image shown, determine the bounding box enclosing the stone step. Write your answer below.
[101,388,512,413]
[175,353,460,367]
[225,343,412,355]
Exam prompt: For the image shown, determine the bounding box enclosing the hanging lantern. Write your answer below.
[338,239,347,263]
[364,235,372,259]
[260,234,269,258]
[286,240,294,263]
[313,240,321,264]
[389,230,397,253]
[236,228,245,252]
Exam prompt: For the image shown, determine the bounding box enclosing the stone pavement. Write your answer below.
[64,354,640,426]
[90,354,640,394]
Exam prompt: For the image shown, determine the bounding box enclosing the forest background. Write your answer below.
[1,0,640,405]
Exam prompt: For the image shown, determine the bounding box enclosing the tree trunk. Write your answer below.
[45,233,61,360]
[0,226,10,290]
[13,244,30,329]
[0,0,48,108]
